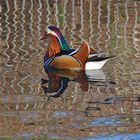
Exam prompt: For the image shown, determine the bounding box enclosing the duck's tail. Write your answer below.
[85,55,115,70]
[72,41,90,69]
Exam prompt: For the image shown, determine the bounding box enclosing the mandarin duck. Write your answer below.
[41,26,114,70]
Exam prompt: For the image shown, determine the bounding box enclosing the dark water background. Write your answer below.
[0,0,140,139]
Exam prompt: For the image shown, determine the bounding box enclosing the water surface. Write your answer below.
[0,0,140,139]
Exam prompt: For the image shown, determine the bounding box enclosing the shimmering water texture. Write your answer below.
[0,0,140,139]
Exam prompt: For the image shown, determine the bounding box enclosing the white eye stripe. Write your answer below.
[47,28,58,37]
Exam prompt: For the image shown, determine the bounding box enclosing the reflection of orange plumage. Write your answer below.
[47,72,61,92]
[75,73,89,92]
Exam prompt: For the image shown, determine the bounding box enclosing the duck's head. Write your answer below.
[41,26,70,51]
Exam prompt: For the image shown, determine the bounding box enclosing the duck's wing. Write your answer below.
[88,55,115,62]
[49,55,82,70]
[72,41,90,69]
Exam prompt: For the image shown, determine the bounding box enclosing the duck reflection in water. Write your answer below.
[41,67,89,97]
[41,67,115,98]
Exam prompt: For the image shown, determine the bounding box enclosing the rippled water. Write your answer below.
[0,0,140,139]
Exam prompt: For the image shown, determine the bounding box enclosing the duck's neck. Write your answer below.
[46,35,61,59]
[58,34,70,51]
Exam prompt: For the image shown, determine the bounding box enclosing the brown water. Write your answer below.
[0,0,140,139]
